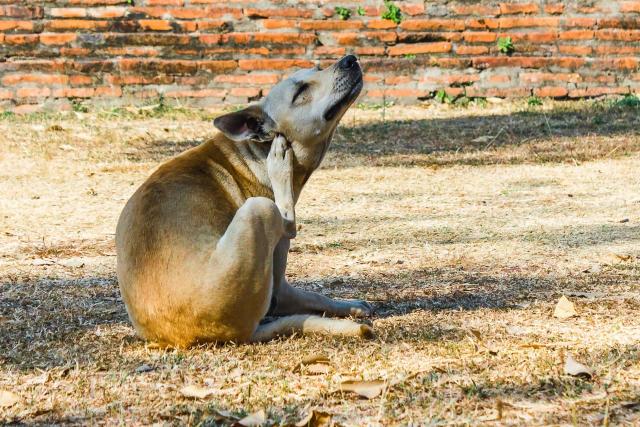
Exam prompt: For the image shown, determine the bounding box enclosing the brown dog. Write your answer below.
[116,55,373,347]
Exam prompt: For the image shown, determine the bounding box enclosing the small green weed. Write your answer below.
[71,100,88,113]
[335,6,351,20]
[356,101,395,110]
[403,53,416,59]
[527,96,543,106]
[357,6,365,16]
[435,89,454,104]
[381,1,402,24]
[615,94,640,108]
[497,37,514,54]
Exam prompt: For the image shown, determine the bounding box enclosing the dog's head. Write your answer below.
[214,55,363,146]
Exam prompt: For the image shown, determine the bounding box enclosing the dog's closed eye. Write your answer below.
[292,83,309,104]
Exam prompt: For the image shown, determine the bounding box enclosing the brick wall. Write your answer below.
[0,1,639,112]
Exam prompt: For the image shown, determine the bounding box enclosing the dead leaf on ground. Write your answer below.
[179,385,225,399]
[235,409,266,426]
[293,354,332,375]
[135,364,155,373]
[295,409,332,427]
[338,379,387,399]
[471,135,494,143]
[564,354,593,379]
[0,390,19,408]
[554,295,578,319]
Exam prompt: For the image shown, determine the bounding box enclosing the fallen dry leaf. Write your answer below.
[338,379,387,399]
[295,409,332,427]
[236,409,266,426]
[553,295,577,319]
[293,354,331,375]
[564,354,593,379]
[0,390,19,408]
[179,385,224,399]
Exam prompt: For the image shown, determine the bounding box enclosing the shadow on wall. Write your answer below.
[130,101,640,167]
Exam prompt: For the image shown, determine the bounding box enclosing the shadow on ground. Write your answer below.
[133,102,640,167]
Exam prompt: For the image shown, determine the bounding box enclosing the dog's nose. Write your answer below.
[338,55,358,70]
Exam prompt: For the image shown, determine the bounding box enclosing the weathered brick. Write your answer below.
[559,45,592,55]
[401,19,465,31]
[3,73,69,86]
[5,34,39,45]
[52,87,95,98]
[498,17,559,28]
[139,20,173,31]
[456,45,489,55]
[254,33,316,44]
[299,20,363,30]
[45,20,109,31]
[315,46,346,56]
[621,2,640,13]
[229,87,261,97]
[463,32,497,43]
[569,87,629,97]
[534,86,568,97]
[214,74,279,84]
[88,7,127,18]
[95,86,122,97]
[564,18,596,28]
[402,3,425,16]
[70,75,93,85]
[238,59,314,70]
[451,5,501,16]
[355,46,385,55]
[164,88,227,98]
[262,19,297,29]
[0,20,33,31]
[0,89,13,100]
[48,8,87,18]
[388,43,452,55]
[40,33,77,45]
[367,19,398,29]
[559,30,594,40]
[197,60,238,72]
[17,87,52,98]
[245,8,312,18]
[520,72,581,83]
[499,3,539,15]
[596,29,640,41]
[544,4,565,14]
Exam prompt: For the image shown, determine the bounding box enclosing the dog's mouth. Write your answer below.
[323,75,363,122]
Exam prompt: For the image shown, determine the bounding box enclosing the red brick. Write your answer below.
[465,18,499,29]
[596,29,640,41]
[0,5,43,18]
[363,31,397,43]
[147,0,184,5]
[52,87,95,98]
[39,33,77,45]
[88,7,127,18]
[299,20,363,30]
[17,87,52,98]
[544,4,564,14]
[103,46,160,56]
[595,45,640,55]
[522,32,558,43]
[70,75,93,85]
[564,18,596,28]
[254,33,316,44]
[229,87,261,97]
[466,87,531,97]
[499,3,539,15]
[401,19,465,31]
[95,86,122,97]
[402,3,425,16]
[367,88,430,98]
[451,5,501,16]
[367,19,397,29]
[315,46,346,56]
[598,18,640,29]
[238,59,315,70]
[214,74,279,84]
[0,20,33,31]
[0,89,13,100]
[5,34,38,45]
[534,87,568,97]
[245,8,312,18]
[105,74,174,85]
[456,45,490,55]
[139,20,173,31]
[388,42,452,55]
[621,2,640,13]
[385,76,413,85]
[262,19,297,29]
[164,89,226,98]
[355,46,386,55]
[48,7,87,18]
[520,72,581,84]
[559,30,594,40]
[559,45,592,55]
[45,20,109,31]
[594,58,640,70]
[2,73,68,86]
[499,17,559,28]
[569,87,629,97]
[60,47,91,56]
[197,60,237,72]
[463,32,497,43]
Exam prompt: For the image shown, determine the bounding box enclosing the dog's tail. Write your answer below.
[250,315,374,343]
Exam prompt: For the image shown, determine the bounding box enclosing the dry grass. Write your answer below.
[1,98,639,426]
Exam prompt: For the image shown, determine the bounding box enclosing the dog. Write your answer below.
[115,55,374,347]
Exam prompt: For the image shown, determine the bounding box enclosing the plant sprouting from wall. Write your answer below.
[335,6,352,20]
[381,1,402,24]
[497,37,514,54]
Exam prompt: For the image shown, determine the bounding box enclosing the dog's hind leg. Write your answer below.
[251,314,374,343]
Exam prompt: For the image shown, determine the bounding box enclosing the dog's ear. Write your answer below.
[213,104,275,142]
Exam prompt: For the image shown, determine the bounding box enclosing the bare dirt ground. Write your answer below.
[1,98,639,426]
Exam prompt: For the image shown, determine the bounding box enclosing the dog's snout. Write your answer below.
[338,54,358,70]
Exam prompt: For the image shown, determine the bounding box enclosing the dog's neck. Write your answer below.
[229,136,331,204]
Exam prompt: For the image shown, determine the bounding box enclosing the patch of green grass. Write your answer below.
[334,6,351,20]
[71,100,89,113]
[403,53,416,59]
[614,94,640,108]
[435,89,454,104]
[0,111,15,120]
[356,101,395,110]
[381,0,402,24]
[497,36,514,54]
[528,96,543,107]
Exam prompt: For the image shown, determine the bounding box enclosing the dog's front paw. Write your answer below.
[267,135,296,238]
[335,300,373,318]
